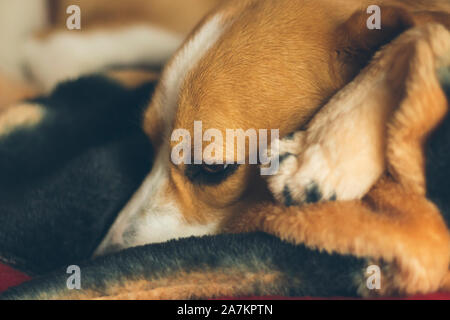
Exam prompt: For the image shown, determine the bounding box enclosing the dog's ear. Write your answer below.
[335,5,450,79]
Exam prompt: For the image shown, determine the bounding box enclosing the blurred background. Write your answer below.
[0,0,222,86]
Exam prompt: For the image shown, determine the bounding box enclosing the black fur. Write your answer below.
[283,185,296,207]
[305,182,322,204]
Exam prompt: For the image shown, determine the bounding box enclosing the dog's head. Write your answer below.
[95,0,450,255]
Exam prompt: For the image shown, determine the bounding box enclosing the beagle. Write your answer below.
[93,0,450,258]
[1,0,450,298]
[2,19,450,299]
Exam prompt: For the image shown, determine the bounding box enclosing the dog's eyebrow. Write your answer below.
[184,164,239,186]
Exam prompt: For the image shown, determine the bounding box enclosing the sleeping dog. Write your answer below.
[2,22,450,301]
[1,0,450,298]
[90,0,450,254]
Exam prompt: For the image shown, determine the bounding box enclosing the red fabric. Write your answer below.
[402,293,450,300]
[0,262,449,299]
[0,263,31,293]
[216,294,450,300]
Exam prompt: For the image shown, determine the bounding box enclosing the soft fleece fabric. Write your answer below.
[1,265,449,299]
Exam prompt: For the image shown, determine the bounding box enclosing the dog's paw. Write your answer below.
[267,125,383,206]
[267,131,338,206]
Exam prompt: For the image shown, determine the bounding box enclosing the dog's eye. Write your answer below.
[201,164,230,174]
[185,163,238,186]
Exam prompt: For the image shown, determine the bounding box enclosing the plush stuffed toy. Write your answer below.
[1,24,450,300]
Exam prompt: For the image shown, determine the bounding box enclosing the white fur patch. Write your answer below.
[23,25,183,91]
